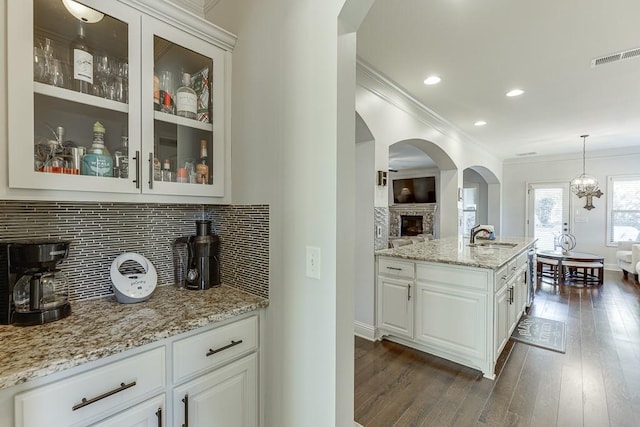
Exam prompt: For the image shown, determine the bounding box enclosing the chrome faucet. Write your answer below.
[470,224,493,245]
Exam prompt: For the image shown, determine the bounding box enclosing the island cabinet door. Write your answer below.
[494,284,510,356]
[414,281,488,360]
[377,276,414,339]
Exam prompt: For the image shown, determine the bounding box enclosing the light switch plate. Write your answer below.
[306,246,321,279]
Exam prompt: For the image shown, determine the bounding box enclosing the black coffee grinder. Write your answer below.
[183,220,220,290]
[0,240,72,326]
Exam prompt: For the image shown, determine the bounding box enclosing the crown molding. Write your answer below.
[123,0,237,51]
[356,58,498,158]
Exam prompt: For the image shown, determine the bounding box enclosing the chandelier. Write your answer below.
[569,134,599,197]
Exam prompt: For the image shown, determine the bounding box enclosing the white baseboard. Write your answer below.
[354,321,376,341]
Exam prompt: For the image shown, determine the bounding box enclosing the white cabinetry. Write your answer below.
[377,258,414,339]
[376,248,531,379]
[6,0,232,202]
[173,354,258,427]
[171,314,259,426]
[91,395,165,427]
[493,253,529,358]
[2,313,261,427]
[494,283,510,356]
[415,264,489,363]
[14,347,165,427]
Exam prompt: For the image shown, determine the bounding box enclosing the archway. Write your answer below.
[463,165,502,236]
[389,138,458,239]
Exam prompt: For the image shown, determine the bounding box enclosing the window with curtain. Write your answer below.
[607,175,640,245]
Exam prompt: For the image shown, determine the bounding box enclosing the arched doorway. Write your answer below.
[463,165,501,236]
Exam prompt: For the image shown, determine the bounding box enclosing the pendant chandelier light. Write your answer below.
[569,134,599,197]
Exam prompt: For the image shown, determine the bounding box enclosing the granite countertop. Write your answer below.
[0,285,269,390]
[376,236,536,269]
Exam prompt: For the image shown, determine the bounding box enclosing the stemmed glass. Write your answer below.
[114,58,128,103]
[93,52,113,98]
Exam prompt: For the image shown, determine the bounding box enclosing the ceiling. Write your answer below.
[356,0,640,169]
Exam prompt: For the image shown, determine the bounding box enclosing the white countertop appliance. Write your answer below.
[110,252,157,303]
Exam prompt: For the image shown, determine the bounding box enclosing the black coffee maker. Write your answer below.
[173,220,220,290]
[0,240,72,326]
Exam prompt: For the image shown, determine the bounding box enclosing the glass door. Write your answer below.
[527,183,571,251]
[7,0,141,193]
[141,16,227,197]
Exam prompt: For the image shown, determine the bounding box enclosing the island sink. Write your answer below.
[467,242,519,248]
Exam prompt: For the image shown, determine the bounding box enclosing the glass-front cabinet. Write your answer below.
[7,0,230,200]
[141,16,226,197]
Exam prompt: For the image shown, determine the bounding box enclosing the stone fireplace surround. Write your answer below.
[389,204,437,238]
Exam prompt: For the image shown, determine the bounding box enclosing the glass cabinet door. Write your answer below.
[141,16,227,197]
[7,0,141,194]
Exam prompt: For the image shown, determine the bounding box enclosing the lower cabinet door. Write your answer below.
[90,394,165,427]
[494,284,510,356]
[415,281,487,359]
[378,276,414,338]
[173,353,258,427]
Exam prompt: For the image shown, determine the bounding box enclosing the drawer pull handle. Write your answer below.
[156,407,162,427]
[206,339,243,357]
[386,267,402,271]
[72,381,137,411]
[182,394,189,427]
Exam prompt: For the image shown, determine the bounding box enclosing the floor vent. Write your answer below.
[591,47,640,68]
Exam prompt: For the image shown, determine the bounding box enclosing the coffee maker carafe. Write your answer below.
[173,220,220,290]
[0,240,72,326]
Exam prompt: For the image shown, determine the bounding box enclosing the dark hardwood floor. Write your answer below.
[354,271,640,426]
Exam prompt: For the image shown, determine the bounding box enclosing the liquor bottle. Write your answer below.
[113,136,129,178]
[196,140,209,184]
[71,23,93,94]
[81,121,113,177]
[175,73,197,120]
[161,90,174,115]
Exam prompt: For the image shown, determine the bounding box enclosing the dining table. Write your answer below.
[536,249,604,285]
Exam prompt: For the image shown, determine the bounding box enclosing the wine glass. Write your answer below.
[94,52,112,99]
[33,47,47,82]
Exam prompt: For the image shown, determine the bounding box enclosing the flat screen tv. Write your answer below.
[393,177,436,204]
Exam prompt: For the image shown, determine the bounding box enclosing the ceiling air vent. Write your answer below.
[591,47,640,68]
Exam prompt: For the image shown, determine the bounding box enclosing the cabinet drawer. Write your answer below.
[14,347,165,427]
[496,264,509,289]
[517,250,528,267]
[378,258,415,279]
[173,315,258,383]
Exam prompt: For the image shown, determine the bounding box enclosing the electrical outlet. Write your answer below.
[306,246,321,279]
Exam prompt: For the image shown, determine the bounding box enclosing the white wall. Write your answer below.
[207,1,370,426]
[503,148,640,268]
[463,168,489,227]
[355,68,504,238]
[355,140,375,337]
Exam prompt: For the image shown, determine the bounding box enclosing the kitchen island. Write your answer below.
[376,236,536,379]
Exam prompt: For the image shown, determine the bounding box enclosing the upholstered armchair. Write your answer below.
[615,241,640,281]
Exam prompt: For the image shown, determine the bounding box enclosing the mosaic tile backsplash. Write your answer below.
[0,201,269,300]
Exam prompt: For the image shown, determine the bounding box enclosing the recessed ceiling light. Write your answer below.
[506,89,524,97]
[423,75,441,85]
[474,120,487,126]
